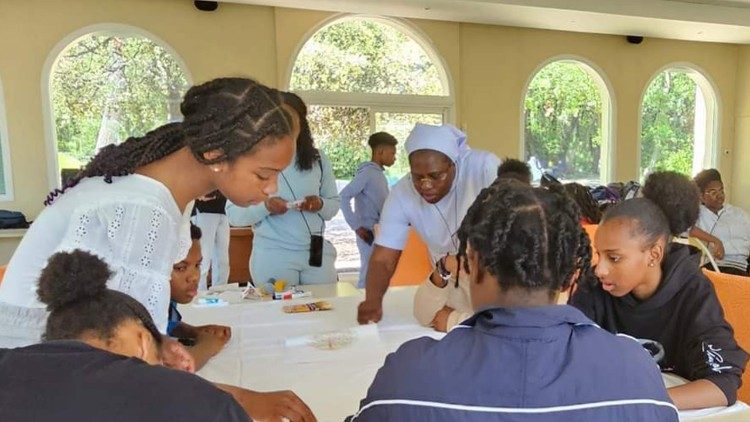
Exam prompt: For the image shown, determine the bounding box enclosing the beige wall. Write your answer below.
[734,46,750,211]
[0,0,745,261]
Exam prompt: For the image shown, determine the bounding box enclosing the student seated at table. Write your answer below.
[168,223,231,370]
[570,171,748,410]
[0,250,316,422]
[693,168,750,275]
[349,179,678,421]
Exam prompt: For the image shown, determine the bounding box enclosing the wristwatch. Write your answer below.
[434,259,452,287]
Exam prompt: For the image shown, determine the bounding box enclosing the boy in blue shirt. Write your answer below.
[340,132,398,287]
[169,223,232,370]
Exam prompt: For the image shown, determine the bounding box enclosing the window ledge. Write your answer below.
[0,228,27,238]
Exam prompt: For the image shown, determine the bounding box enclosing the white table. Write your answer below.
[181,284,438,421]
[181,284,750,422]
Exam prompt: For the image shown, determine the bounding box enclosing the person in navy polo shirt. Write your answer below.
[348,180,678,421]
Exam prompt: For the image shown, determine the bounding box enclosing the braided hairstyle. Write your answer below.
[563,182,601,224]
[46,78,292,205]
[457,179,592,293]
[37,250,162,344]
[282,91,319,171]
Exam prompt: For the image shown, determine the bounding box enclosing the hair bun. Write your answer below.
[37,250,113,310]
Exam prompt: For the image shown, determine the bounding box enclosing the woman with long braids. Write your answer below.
[227,92,340,285]
[0,78,294,346]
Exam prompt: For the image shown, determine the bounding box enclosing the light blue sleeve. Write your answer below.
[316,153,341,221]
[339,170,368,230]
[225,200,269,227]
[374,187,410,251]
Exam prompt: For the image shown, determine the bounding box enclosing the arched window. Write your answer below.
[47,26,191,186]
[289,16,452,271]
[523,59,612,185]
[0,78,13,200]
[640,66,718,177]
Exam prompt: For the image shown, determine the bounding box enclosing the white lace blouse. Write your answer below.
[0,174,193,336]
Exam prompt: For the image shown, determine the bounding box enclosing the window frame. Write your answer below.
[637,63,720,178]
[519,55,616,185]
[0,77,15,201]
[41,23,193,190]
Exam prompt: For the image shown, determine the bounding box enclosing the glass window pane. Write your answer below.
[51,33,189,182]
[640,70,700,177]
[374,112,443,181]
[523,61,604,185]
[290,19,447,96]
[308,105,370,272]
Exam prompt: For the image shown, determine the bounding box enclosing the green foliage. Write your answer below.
[640,71,697,176]
[290,19,445,95]
[375,112,442,180]
[524,62,603,182]
[293,19,447,180]
[51,34,188,168]
[309,106,371,179]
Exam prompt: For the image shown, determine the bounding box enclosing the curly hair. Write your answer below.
[563,182,601,224]
[37,250,162,345]
[46,78,292,205]
[457,179,592,293]
[497,158,532,184]
[642,171,700,236]
[694,168,723,192]
[282,91,319,171]
[602,171,700,249]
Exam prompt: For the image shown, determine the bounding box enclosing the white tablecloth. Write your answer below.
[181,284,750,422]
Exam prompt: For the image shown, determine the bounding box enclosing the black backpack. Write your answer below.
[0,210,29,229]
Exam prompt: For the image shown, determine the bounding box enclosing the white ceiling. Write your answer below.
[219,0,750,44]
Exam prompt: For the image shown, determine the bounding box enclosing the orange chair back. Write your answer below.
[582,224,599,266]
[703,268,750,403]
[0,264,5,286]
[389,228,432,286]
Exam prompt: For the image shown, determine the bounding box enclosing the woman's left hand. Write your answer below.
[161,337,196,373]
[300,196,323,212]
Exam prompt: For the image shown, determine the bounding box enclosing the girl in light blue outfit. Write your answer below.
[226,93,340,285]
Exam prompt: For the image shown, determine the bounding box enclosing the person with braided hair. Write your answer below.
[347,179,678,421]
[570,171,748,410]
[0,78,295,348]
[227,92,340,286]
[563,182,601,224]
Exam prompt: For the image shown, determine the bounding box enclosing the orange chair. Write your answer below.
[582,224,599,266]
[703,269,750,403]
[0,264,5,286]
[389,228,432,286]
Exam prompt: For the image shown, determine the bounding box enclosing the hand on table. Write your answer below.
[357,299,383,324]
[161,337,196,373]
[196,325,232,355]
[197,324,232,341]
[238,390,316,422]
